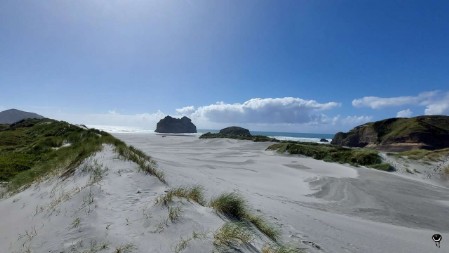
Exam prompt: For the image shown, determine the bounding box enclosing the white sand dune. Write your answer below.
[0,145,234,253]
[113,133,449,253]
[2,134,449,253]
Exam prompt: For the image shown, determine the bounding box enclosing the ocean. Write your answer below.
[198,129,334,143]
[90,125,335,143]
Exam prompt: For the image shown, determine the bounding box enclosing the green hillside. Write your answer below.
[332,116,449,151]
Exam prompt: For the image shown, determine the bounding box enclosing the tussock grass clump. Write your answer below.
[156,186,206,206]
[210,192,247,219]
[262,244,303,253]
[168,206,183,222]
[210,192,279,241]
[246,214,280,241]
[214,222,253,246]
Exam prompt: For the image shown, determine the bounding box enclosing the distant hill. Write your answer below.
[331,115,449,151]
[0,109,44,124]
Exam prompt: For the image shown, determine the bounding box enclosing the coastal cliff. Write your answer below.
[331,115,449,151]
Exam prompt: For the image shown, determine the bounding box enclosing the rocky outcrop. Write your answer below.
[331,116,449,151]
[0,109,43,124]
[219,126,251,137]
[200,126,278,142]
[155,116,197,133]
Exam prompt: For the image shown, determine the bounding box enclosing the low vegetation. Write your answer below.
[115,143,166,184]
[214,222,253,246]
[156,186,206,206]
[267,142,394,171]
[168,206,183,222]
[444,165,449,175]
[261,244,303,253]
[245,213,280,242]
[210,192,247,219]
[393,148,449,162]
[0,118,164,192]
[200,132,279,142]
[210,192,280,241]
[113,243,136,253]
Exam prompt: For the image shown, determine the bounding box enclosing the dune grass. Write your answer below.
[394,148,449,162]
[245,213,280,242]
[214,222,253,246]
[444,165,449,175]
[168,206,183,223]
[210,192,280,241]
[0,118,166,193]
[115,143,166,184]
[209,192,247,219]
[156,186,206,206]
[1,119,109,192]
[267,142,394,171]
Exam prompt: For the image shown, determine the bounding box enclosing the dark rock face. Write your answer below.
[155,116,197,133]
[319,138,329,143]
[219,126,251,136]
[0,109,44,124]
[331,115,449,151]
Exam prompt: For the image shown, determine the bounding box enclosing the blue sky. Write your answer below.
[1,0,448,133]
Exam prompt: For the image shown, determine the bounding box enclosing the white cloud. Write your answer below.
[44,110,166,130]
[331,115,373,127]
[178,97,341,125]
[424,92,449,115]
[352,91,436,109]
[176,106,196,115]
[396,109,413,117]
[352,90,449,116]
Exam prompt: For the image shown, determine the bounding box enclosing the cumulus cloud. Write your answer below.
[424,92,449,115]
[176,106,196,115]
[396,109,413,117]
[177,97,341,124]
[352,91,436,109]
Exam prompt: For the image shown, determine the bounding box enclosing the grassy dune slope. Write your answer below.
[0,118,164,192]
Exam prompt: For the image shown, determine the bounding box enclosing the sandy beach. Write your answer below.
[115,133,449,253]
[1,133,448,253]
